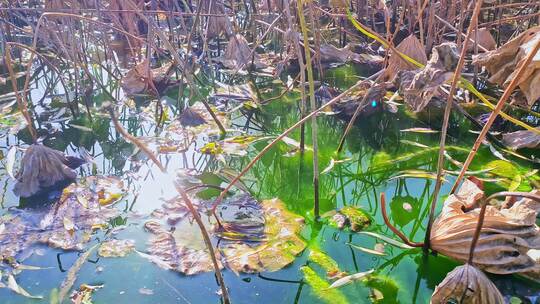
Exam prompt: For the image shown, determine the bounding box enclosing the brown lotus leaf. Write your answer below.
[431,264,504,304]
[167,102,230,136]
[467,28,497,52]
[201,0,232,38]
[385,35,427,80]
[1,176,124,257]
[143,219,223,275]
[121,60,174,95]
[430,179,540,275]
[395,42,459,112]
[502,128,540,150]
[221,34,266,70]
[14,145,79,198]
[473,26,540,106]
[220,198,306,274]
[98,239,135,258]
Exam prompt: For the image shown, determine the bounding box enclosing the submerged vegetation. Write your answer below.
[0,0,540,303]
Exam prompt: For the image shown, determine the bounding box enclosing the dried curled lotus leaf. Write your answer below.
[431,264,504,304]
[14,144,78,198]
[430,179,540,275]
[385,35,427,80]
[395,43,459,112]
[473,26,540,106]
[221,198,306,274]
[221,34,266,70]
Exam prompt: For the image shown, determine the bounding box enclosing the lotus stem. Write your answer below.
[424,0,484,253]
[175,183,231,304]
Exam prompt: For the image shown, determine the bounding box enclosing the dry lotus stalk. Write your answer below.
[14,145,80,197]
[473,26,540,106]
[384,35,428,80]
[430,179,540,275]
[431,264,504,304]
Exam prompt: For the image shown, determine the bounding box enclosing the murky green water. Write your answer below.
[0,64,539,303]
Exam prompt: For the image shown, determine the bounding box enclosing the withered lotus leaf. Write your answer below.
[220,198,306,274]
[431,264,504,304]
[430,179,540,275]
[394,42,459,112]
[142,196,305,275]
[14,145,78,198]
[0,176,124,257]
[221,34,266,70]
[98,239,135,258]
[473,26,540,107]
[385,35,427,80]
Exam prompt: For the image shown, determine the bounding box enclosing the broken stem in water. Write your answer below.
[423,0,483,253]
[450,33,540,194]
[175,184,230,304]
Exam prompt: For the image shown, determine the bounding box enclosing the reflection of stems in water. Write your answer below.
[175,184,230,304]
[424,0,484,253]
[211,80,368,223]
[257,274,302,284]
[105,102,166,173]
[296,0,320,218]
[380,193,423,247]
[5,44,37,142]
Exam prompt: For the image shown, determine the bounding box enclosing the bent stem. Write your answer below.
[423,0,484,253]
[380,193,424,248]
[175,183,231,304]
[450,34,540,194]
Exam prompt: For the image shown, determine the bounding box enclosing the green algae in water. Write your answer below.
[308,249,342,277]
[301,266,349,304]
[365,274,400,304]
[339,206,371,232]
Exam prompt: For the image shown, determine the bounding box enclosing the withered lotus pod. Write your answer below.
[430,179,540,275]
[431,264,504,304]
[14,145,81,198]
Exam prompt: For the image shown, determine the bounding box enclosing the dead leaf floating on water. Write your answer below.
[221,34,266,70]
[473,26,540,106]
[430,179,540,276]
[98,239,135,258]
[431,264,504,304]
